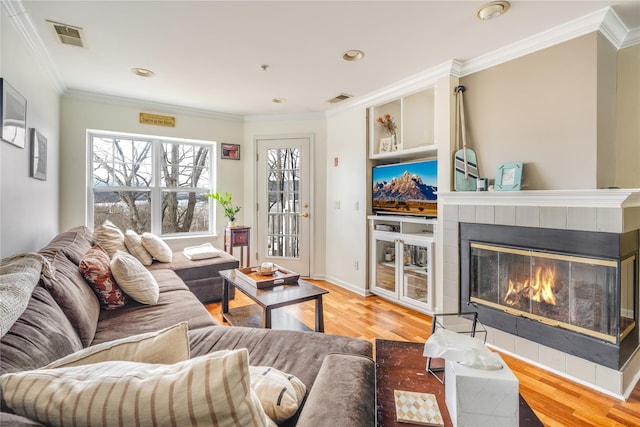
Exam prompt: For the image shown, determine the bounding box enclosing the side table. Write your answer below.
[375,339,543,427]
[224,226,250,267]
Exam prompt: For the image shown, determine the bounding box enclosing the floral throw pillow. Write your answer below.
[79,244,127,310]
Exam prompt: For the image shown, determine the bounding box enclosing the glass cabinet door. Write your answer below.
[373,234,397,295]
[400,238,433,308]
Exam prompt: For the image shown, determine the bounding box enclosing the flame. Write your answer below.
[504,265,557,305]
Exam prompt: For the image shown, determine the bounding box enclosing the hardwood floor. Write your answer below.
[205,280,640,426]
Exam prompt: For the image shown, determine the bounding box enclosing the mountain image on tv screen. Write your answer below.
[372,159,437,216]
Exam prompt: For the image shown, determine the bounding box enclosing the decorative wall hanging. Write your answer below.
[1,78,27,148]
[30,128,47,180]
[139,112,175,127]
[221,143,240,160]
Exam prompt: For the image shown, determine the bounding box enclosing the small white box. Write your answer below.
[445,353,519,427]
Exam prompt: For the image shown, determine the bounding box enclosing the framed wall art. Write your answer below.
[379,137,391,153]
[30,128,47,180]
[495,162,523,191]
[221,143,240,160]
[1,78,27,149]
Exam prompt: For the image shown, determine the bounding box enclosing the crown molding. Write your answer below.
[462,7,612,76]
[63,89,244,121]
[600,6,640,49]
[2,0,65,93]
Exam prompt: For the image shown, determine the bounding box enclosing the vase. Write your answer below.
[228,219,236,228]
[391,133,401,151]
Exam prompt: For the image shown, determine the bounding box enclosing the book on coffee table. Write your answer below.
[394,390,444,426]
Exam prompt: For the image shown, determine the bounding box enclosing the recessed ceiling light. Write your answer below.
[343,50,365,61]
[272,98,287,104]
[131,68,155,77]
[475,1,510,20]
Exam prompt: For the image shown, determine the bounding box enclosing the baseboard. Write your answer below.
[323,275,370,297]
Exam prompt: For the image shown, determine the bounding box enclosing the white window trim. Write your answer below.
[86,129,217,236]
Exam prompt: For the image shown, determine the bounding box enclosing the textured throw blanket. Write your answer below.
[0,253,54,337]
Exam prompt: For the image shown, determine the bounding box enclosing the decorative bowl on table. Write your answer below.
[256,263,277,276]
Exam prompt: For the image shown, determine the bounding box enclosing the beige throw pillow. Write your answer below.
[1,349,275,427]
[93,220,127,258]
[124,230,153,266]
[250,366,307,423]
[45,322,189,369]
[141,232,173,263]
[110,250,159,305]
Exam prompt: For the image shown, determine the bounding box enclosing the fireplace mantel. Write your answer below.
[439,189,640,208]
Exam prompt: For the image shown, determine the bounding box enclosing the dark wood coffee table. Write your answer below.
[376,339,543,427]
[219,269,328,332]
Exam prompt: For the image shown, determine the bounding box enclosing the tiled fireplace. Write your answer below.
[439,190,640,399]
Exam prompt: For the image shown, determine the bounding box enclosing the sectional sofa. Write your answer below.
[0,226,375,426]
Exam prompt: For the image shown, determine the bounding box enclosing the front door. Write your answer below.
[256,137,311,276]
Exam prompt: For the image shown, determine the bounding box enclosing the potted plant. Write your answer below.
[206,191,241,227]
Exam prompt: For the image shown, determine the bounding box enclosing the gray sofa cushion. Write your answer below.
[0,286,83,375]
[38,226,93,265]
[41,252,100,347]
[188,326,374,427]
[92,269,217,345]
[295,353,376,427]
[188,326,372,391]
[147,251,238,303]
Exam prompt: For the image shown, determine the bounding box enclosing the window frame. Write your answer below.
[87,130,217,237]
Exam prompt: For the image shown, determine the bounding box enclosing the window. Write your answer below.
[89,131,214,236]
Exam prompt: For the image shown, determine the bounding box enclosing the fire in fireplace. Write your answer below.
[461,223,639,369]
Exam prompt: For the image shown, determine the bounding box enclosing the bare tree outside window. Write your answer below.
[91,134,212,235]
[266,147,300,257]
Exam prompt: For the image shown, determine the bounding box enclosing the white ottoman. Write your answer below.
[445,353,519,427]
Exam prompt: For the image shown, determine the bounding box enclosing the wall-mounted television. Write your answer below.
[372,159,437,217]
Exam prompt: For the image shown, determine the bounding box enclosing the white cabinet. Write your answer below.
[369,215,436,314]
[369,87,437,159]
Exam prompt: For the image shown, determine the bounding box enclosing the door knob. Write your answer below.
[299,212,309,218]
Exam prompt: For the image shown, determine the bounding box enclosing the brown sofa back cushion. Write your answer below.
[1,286,83,375]
[41,252,100,347]
[38,225,94,265]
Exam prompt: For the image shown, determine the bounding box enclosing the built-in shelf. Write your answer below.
[369,87,436,159]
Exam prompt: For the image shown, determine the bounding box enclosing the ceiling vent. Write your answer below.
[327,93,353,104]
[47,20,87,48]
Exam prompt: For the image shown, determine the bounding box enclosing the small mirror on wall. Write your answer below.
[30,128,47,180]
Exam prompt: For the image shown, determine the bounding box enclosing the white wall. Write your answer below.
[243,116,327,277]
[325,108,368,294]
[1,6,60,257]
[59,94,244,250]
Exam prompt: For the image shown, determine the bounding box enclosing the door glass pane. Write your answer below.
[403,242,429,303]
[375,238,396,292]
[266,148,300,258]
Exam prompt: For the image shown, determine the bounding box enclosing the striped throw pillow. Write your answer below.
[1,349,275,427]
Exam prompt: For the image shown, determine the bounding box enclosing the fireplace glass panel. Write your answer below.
[470,243,623,342]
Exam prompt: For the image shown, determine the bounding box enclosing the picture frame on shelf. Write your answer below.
[220,143,240,160]
[379,137,391,153]
[30,128,47,180]
[1,78,27,149]
[495,162,523,191]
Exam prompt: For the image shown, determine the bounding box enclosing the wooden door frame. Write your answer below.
[254,134,315,277]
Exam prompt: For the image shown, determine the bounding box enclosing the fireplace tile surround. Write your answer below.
[439,190,640,399]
